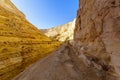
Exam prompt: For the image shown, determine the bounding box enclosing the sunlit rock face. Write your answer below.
[41,19,76,42]
[74,0,120,79]
[12,0,120,80]
[0,0,60,80]
[0,0,25,18]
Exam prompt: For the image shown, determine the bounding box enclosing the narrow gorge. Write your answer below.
[0,0,120,80]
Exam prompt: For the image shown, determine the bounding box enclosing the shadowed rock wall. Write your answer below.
[74,0,120,79]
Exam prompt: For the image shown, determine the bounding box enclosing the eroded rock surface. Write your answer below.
[74,0,120,79]
[41,19,76,42]
[0,0,60,80]
[13,0,120,80]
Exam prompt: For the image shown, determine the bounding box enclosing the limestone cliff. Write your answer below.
[74,0,120,79]
[0,0,60,80]
[41,19,76,42]
[13,0,120,80]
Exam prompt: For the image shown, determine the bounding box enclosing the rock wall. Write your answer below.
[41,19,76,42]
[0,0,60,80]
[74,0,120,79]
[8,0,120,80]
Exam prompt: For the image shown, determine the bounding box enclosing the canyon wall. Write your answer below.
[74,0,120,79]
[0,0,60,80]
[11,0,120,80]
[41,19,76,42]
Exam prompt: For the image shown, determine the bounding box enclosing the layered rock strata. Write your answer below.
[13,0,120,80]
[0,0,60,80]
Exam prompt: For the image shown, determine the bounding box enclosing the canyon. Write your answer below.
[0,0,120,80]
[13,0,120,80]
[41,19,76,42]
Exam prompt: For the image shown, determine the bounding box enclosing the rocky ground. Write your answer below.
[13,43,103,80]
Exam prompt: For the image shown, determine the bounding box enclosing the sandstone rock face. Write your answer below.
[41,19,76,42]
[13,0,120,80]
[0,0,60,80]
[0,0,25,18]
[74,0,120,79]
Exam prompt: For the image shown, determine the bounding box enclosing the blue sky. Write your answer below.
[11,0,78,29]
